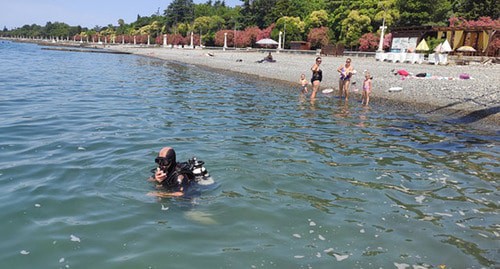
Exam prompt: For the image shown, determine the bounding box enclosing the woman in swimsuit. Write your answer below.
[337,58,354,100]
[310,57,322,99]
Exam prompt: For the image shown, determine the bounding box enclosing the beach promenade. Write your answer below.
[112,45,499,129]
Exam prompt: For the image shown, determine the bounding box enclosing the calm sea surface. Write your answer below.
[0,41,498,268]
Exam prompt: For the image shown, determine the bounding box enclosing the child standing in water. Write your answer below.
[299,73,309,94]
[361,71,372,106]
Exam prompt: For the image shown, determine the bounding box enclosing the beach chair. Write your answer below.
[428,53,439,65]
[375,52,386,61]
[386,53,394,63]
[438,54,448,65]
[396,52,406,63]
[416,54,425,64]
[405,53,417,64]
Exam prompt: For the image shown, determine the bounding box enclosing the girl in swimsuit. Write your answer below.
[337,58,354,100]
[310,57,322,100]
[300,73,309,94]
[361,71,372,106]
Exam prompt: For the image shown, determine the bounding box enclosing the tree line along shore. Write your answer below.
[2,0,499,54]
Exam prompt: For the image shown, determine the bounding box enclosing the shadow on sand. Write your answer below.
[423,89,499,126]
[446,106,500,124]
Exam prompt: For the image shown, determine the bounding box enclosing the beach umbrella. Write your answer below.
[415,39,429,51]
[441,40,452,53]
[434,43,442,52]
[256,38,279,46]
[457,46,476,52]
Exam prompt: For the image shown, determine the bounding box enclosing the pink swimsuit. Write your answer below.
[363,80,371,92]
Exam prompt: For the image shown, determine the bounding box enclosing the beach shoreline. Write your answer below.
[4,38,496,130]
[109,45,499,130]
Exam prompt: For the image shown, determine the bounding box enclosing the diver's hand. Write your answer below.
[154,167,167,183]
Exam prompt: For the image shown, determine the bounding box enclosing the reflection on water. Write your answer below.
[0,41,498,268]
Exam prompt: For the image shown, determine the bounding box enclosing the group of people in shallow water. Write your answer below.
[300,57,372,106]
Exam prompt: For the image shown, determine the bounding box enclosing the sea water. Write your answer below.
[0,41,498,268]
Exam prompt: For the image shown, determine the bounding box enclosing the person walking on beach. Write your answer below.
[337,58,354,100]
[300,73,309,94]
[310,57,322,99]
[361,71,372,106]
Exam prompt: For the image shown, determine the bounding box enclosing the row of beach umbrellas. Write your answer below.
[255,37,477,53]
[416,39,476,53]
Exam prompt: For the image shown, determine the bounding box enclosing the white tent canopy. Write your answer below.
[441,40,452,52]
[435,40,452,53]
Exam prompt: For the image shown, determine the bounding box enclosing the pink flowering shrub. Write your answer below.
[358,32,379,51]
[307,27,331,49]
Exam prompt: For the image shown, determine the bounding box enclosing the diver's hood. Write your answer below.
[159,147,176,174]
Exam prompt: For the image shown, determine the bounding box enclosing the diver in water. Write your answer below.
[148,147,212,197]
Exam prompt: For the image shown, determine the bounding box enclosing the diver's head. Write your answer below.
[155,147,176,173]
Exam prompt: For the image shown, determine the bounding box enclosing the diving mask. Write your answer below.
[155,157,172,168]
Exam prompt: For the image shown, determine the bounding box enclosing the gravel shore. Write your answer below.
[112,45,499,130]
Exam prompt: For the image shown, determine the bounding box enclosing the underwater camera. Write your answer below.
[188,157,214,185]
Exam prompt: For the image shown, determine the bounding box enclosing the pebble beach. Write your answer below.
[113,45,499,129]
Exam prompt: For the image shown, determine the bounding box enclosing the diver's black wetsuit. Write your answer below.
[154,147,195,192]
[159,162,195,191]
[153,147,212,195]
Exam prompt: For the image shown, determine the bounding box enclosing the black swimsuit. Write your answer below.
[311,69,322,83]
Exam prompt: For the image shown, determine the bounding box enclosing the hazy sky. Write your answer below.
[1,0,241,29]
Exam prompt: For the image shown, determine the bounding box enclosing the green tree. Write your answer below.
[193,15,225,34]
[195,0,230,17]
[268,0,327,21]
[374,0,399,27]
[164,0,195,28]
[341,10,371,47]
[272,16,304,48]
[176,22,191,36]
[46,22,71,37]
[453,0,500,20]
[240,0,278,28]
[396,0,452,26]
[304,10,329,32]
[195,1,215,17]
[193,15,225,45]
[69,26,82,37]
[325,0,350,41]
[19,24,44,37]
[116,19,128,35]
[134,15,149,28]
[100,25,116,42]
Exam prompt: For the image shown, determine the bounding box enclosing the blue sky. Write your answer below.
[1,0,241,29]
